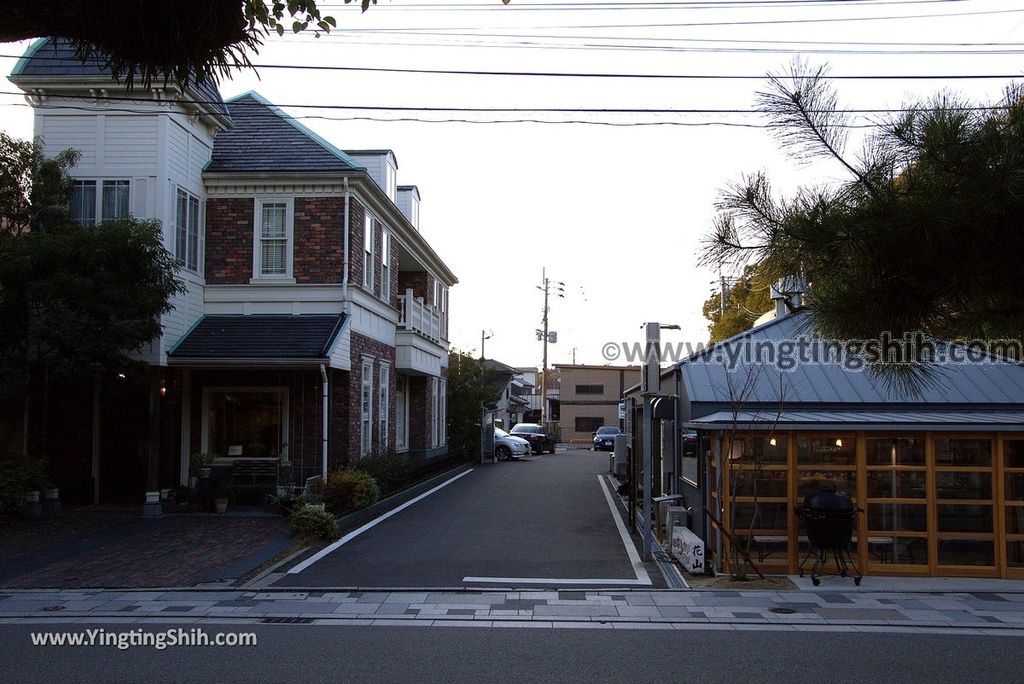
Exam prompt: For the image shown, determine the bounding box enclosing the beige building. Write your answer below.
[555,364,640,444]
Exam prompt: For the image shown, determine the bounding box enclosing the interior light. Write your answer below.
[117,372,126,379]
[835,438,843,447]
[769,438,777,447]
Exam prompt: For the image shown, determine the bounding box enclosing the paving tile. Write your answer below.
[374,603,410,615]
[814,607,909,621]
[623,594,655,606]
[656,606,695,619]
[616,606,662,618]
[534,605,619,617]
[650,594,695,606]
[384,593,429,603]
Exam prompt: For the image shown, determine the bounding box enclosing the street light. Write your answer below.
[480,330,493,360]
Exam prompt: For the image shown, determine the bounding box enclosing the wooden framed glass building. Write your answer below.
[629,310,1024,579]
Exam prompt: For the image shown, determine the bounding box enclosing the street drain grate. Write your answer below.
[769,607,797,615]
[261,617,315,624]
[43,605,66,612]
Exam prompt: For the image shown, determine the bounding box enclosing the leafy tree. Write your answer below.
[702,60,1024,385]
[701,263,774,343]
[446,350,500,459]
[0,133,185,461]
[3,1,349,89]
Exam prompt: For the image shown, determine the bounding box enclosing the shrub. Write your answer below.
[325,468,381,512]
[352,449,413,495]
[290,504,339,542]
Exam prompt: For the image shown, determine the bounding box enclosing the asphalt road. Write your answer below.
[275,450,661,588]
[3,623,1018,683]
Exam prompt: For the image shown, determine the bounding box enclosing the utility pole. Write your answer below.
[536,268,563,424]
[640,321,679,561]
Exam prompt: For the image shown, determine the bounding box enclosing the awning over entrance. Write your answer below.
[168,314,347,366]
[687,408,1024,431]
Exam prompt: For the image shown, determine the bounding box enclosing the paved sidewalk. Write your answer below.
[2,587,1023,634]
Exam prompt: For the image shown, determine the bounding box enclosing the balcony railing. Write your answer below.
[397,288,447,342]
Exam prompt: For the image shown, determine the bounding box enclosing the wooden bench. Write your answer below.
[229,459,279,505]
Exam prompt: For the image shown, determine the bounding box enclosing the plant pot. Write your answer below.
[159,488,171,501]
[145,491,160,504]
[23,491,42,517]
[214,497,228,514]
[199,467,212,479]
[43,487,59,500]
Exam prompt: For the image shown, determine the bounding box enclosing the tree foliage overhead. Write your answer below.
[3,1,369,89]
[701,263,774,344]
[702,60,1024,382]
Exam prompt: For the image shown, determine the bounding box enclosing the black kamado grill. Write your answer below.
[796,486,863,586]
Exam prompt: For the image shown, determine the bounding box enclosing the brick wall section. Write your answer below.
[293,197,344,283]
[347,333,397,460]
[205,198,254,284]
[407,376,429,451]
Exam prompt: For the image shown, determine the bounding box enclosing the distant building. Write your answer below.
[555,364,641,444]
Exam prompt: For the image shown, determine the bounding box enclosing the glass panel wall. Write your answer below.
[934,437,995,567]
[1005,440,1024,570]
[726,434,790,569]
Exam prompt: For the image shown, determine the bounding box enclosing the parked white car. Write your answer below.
[494,428,531,461]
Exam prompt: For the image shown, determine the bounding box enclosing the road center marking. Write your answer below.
[288,468,474,575]
[462,475,652,586]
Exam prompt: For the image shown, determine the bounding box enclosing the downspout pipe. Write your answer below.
[320,364,329,481]
[342,177,350,306]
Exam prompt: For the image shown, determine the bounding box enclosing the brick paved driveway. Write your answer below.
[0,513,291,588]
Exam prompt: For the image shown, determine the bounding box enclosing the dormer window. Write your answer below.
[253,198,293,280]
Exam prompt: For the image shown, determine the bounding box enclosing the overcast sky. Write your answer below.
[3,0,1023,368]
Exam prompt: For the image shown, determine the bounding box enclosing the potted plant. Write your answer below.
[190,451,218,480]
[42,481,61,515]
[212,480,229,514]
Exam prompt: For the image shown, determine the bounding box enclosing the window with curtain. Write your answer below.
[71,179,131,225]
[363,217,374,288]
[378,364,389,450]
[381,231,390,301]
[361,359,374,455]
[259,201,288,276]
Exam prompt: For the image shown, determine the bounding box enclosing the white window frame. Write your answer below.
[361,357,374,456]
[378,363,390,450]
[439,377,447,447]
[200,386,290,462]
[363,215,375,289]
[174,186,202,273]
[395,375,409,452]
[430,377,439,448]
[71,178,131,225]
[380,230,391,302]
[252,197,294,281]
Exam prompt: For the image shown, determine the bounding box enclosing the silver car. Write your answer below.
[494,428,531,461]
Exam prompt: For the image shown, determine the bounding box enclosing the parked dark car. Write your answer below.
[509,423,557,454]
[592,426,622,451]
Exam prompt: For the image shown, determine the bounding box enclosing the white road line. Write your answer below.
[462,475,652,586]
[597,474,652,585]
[288,468,474,575]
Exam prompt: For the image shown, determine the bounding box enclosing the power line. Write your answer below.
[305,5,1024,30]
[316,0,965,11]
[0,90,1012,115]
[1,100,882,126]
[5,53,1020,81]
